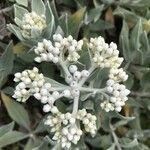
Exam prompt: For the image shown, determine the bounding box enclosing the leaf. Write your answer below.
[85,5,104,24]
[14,4,29,26]
[0,131,28,148]
[113,7,144,28]
[34,119,47,133]
[0,122,14,137]
[25,138,43,150]
[13,42,28,54]
[31,0,45,15]
[119,20,131,62]
[68,7,86,38]
[140,31,149,53]
[7,24,24,41]
[16,0,28,7]
[59,14,69,36]
[42,0,55,38]
[120,138,139,148]
[124,73,134,89]
[93,68,109,88]
[140,71,150,92]
[83,100,94,110]
[1,92,31,130]
[0,41,14,89]
[130,19,143,52]
[89,19,114,31]
[106,144,115,150]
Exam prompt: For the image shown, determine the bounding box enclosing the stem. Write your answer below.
[79,87,106,94]
[110,125,122,150]
[72,95,80,115]
[59,59,71,77]
[78,64,96,86]
[50,86,69,91]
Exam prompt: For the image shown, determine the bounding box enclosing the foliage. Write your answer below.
[0,0,150,149]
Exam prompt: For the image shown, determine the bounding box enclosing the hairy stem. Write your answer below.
[59,59,71,77]
[110,125,122,150]
[79,87,106,94]
[72,94,80,115]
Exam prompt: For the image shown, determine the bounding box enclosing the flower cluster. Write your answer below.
[100,68,130,112]
[88,37,123,68]
[13,67,45,102]
[45,111,82,148]
[77,109,97,136]
[12,34,131,148]
[21,12,46,38]
[34,34,83,63]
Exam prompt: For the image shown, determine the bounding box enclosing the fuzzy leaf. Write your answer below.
[0,131,28,148]
[0,122,14,137]
[120,20,131,62]
[0,42,14,89]
[68,7,86,38]
[14,4,28,25]
[31,0,45,15]
[7,24,24,41]
[16,0,28,7]
[1,92,30,130]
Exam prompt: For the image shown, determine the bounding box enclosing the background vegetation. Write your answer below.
[0,0,150,149]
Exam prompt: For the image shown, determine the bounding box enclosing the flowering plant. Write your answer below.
[0,0,150,149]
[12,34,130,148]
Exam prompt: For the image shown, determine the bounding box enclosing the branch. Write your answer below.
[59,59,71,77]
[72,94,80,115]
[110,124,122,150]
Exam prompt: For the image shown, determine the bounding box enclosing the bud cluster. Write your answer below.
[34,34,83,63]
[13,67,45,102]
[45,111,82,148]
[88,37,123,68]
[77,109,97,136]
[100,69,130,112]
[21,12,46,38]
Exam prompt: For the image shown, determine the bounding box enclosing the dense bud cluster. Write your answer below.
[13,67,45,102]
[34,34,83,63]
[45,111,82,148]
[77,109,97,136]
[100,69,130,112]
[21,12,46,38]
[88,37,123,68]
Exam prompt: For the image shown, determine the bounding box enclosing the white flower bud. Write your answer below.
[24,78,31,84]
[34,93,41,100]
[81,70,89,77]
[52,57,59,63]
[41,96,48,103]
[63,89,71,98]
[40,88,48,96]
[73,71,81,80]
[15,72,22,78]
[43,104,51,112]
[69,65,78,73]
[44,83,51,89]
[35,57,42,63]
[52,91,60,99]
